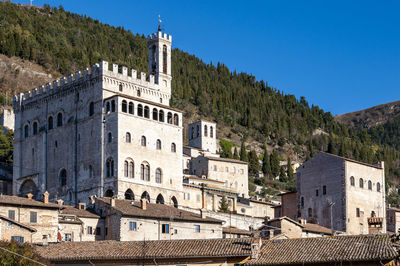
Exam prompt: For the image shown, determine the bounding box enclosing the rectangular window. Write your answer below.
[356,208,360,217]
[11,236,24,243]
[129,221,137,231]
[323,185,327,195]
[194,225,200,233]
[315,190,319,197]
[30,212,37,223]
[8,210,15,220]
[87,226,93,235]
[65,233,72,242]
[162,224,170,234]
[105,227,108,235]
[96,227,101,235]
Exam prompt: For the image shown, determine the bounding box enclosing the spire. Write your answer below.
[158,15,162,32]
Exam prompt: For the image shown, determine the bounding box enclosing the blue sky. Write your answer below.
[14,0,400,115]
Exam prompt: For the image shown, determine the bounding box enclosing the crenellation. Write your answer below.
[140,72,146,82]
[53,80,59,90]
[131,69,137,79]
[38,85,44,95]
[60,77,66,86]
[46,83,51,92]
[112,64,118,73]
[32,88,37,97]
[25,91,31,100]
[122,66,128,76]
[75,71,81,80]
[83,68,89,77]
[149,74,155,84]
[68,74,73,84]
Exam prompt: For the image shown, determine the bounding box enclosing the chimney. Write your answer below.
[42,191,49,204]
[88,195,96,205]
[26,193,33,199]
[200,208,207,219]
[299,218,307,225]
[110,198,115,207]
[42,235,48,246]
[251,238,262,259]
[56,199,64,207]
[141,198,147,210]
[78,202,86,210]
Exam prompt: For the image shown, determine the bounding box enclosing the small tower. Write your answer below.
[188,120,217,154]
[147,22,172,92]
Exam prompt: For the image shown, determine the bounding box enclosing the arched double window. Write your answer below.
[57,113,63,127]
[167,112,172,124]
[140,162,150,181]
[153,108,158,121]
[124,161,129,177]
[204,125,208,137]
[171,143,176,153]
[368,180,372,190]
[163,45,168,74]
[59,169,67,187]
[129,161,134,178]
[89,102,94,116]
[173,114,179,126]
[24,125,29,138]
[106,158,114,177]
[141,136,146,147]
[155,168,162,183]
[48,116,53,130]
[138,104,143,117]
[350,176,355,186]
[156,139,162,150]
[33,121,38,135]
[159,110,164,122]
[126,132,131,143]
[359,178,364,188]
[122,100,127,113]
[210,126,214,138]
[128,102,134,114]
[144,106,150,118]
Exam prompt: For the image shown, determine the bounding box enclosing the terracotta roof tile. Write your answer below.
[0,195,59,209]
[60,206,100,218]
[246,235,397,265]
[223,226,252,236]
[205,156,248,165]
[302,223,332,235]
[35,238,253,262]
[0,215,37,232]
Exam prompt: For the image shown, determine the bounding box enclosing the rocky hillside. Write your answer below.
[335,100,400,129]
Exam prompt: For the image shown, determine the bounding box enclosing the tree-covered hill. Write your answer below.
[0,2,399,193]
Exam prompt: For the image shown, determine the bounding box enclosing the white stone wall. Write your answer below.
[0,108,14,131]
[188,120,217,153]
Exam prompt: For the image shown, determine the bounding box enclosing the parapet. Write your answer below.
[147,31,172,42]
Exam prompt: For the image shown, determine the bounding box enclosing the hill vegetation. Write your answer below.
[0,2,399,199]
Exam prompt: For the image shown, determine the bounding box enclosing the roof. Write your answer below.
[246,235,397,265]
[35,238,253,262]
[60,206,100,219]
[0,215,37,232]
[0,195,59,209]
[266,216,304,228]
[277,191,296,196]
[98,198,223,224]
[318,152,383,169]
[205,156,248,165]
[302,223,332,235]
[223,226,252,236]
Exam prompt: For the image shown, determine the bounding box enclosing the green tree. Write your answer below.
[218,196,229,213]
[248,150,260,176]
[261,148,271,178]
[233,146,239,160]
[270,151,280,178]
[239,142,248,162]
[287,157,294,182]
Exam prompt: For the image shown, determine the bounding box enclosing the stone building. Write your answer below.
[95,197,223,241]
[297,152,386,235]
[0,107,14,132]
[13,27,183,206]
[278,191,297,220]
[386,207,400,233]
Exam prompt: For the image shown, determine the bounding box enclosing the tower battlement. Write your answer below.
[147,31,172,42]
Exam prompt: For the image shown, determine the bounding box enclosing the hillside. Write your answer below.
[0,1,399,199]
[335,100,400,129]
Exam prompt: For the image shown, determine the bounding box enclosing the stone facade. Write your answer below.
[0,107,14,131]
[188,120,217,154]
[297,152,386,234]
[0,216,35,243]
[386,207,400,233]
[279,191,298,220]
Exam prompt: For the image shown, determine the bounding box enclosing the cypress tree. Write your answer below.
[270,151,280,178]
[218,196,229,213]
[233,147,239,160]
[262,148,271,178]
[239,142,248,162]
[248,150,260,176]
[287,157,294,181]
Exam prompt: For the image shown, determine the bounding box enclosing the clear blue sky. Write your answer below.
[14,0,400,115]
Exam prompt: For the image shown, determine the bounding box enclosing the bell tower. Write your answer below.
[147,22,172,92]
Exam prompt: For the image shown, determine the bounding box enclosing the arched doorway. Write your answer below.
[171,196,178,208]
[156,194,164,204]
[19,180,38,198]
[141,191,150,203]
[125,189,134,200]
[105,189,114,198]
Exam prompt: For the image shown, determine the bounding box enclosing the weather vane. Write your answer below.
[158,15,162,32]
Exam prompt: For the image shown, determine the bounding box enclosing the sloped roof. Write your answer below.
[0,215,36,232]
[205,156,248,165]
[246,235,397,265]
[60,206,100,219]
[223,226,252,236]
[0,195,59,209]
[98,198,222,224]
[35,238,253,262]
[302,223,332,235]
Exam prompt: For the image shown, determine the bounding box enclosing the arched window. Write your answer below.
[163,45,167,74]
[129,161,134,178]
[125,189,134,200]
[33,121,38,135]
[167,112,172,124]
[19,179,37,198]
[137,90,141,97]
[59,169,67,187]
[204,125,208,137]
[171,143,176,153]
[173,114,179,126]
[126,132,131,143]
[196,125,200,137]
[159,110,164,122]
[156,193,164,204]
[89,102,94,116]
[122,100,127,113]
[156,168,162,183]
[57,113,63,127]
[368,180,372,190]
[108,132,112,143]
[300,197,304,208]
[359,178,364,188]
[138,104,143,117]
[119,83,123,92]
[111,100,116,112]
[141,136,146,147]
[140,162,150,181]
[48,116,53,130]
[377,182,381,192]
[350,176,355,186]
[105,189,114,198]
[144,106,149,118]
[106,158,114,177]
[128,102,134,114]
[24,125,29,138]
[171,196,178,208]
[124,161,129,177]
[153,108,158,120]
[210,126,214,138]
[141,191,150,203]
[89,165,93,178]
[106,102,110,113]
[191,127,194,139]
[156,139,161,150]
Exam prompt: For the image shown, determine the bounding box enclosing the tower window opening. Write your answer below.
[163,45,167,74]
